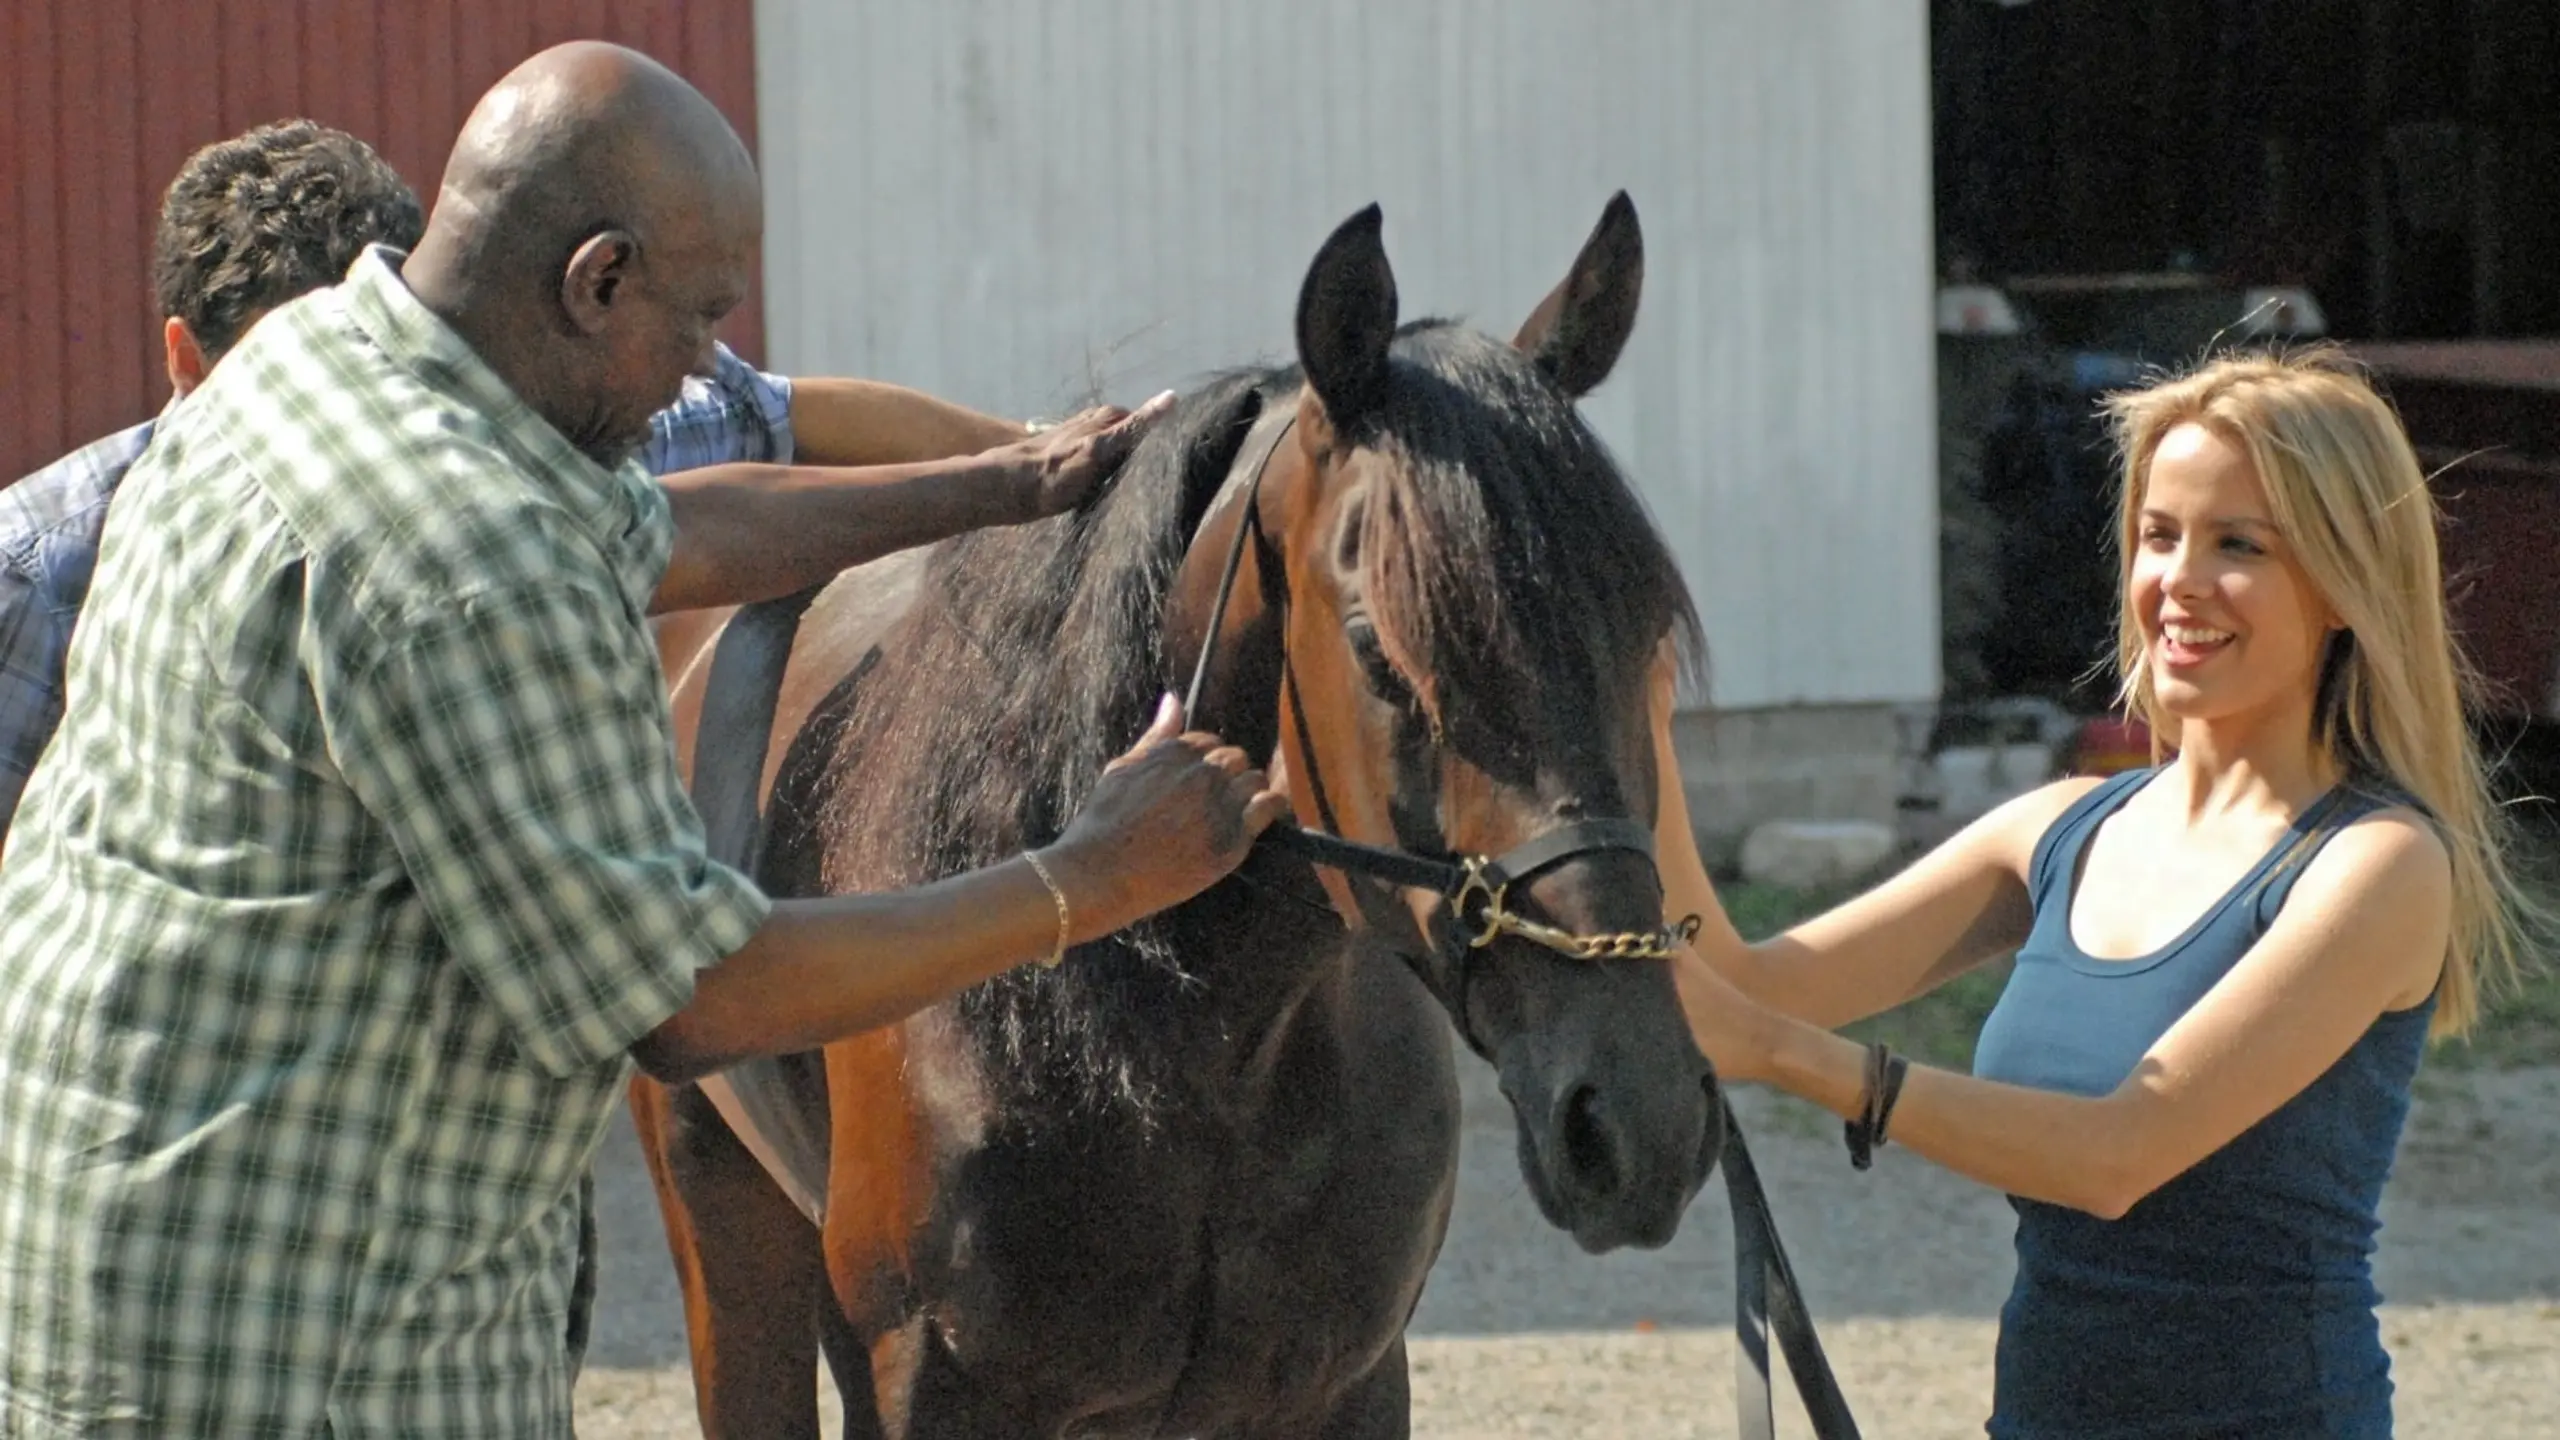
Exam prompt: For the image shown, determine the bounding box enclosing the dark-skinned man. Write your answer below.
[0,42,1279,1438]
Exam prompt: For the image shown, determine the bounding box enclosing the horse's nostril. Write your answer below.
[1560,1084,1627,1199]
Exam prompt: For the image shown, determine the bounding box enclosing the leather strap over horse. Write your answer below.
[681,393,1863,1440]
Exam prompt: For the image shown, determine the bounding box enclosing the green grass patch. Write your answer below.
[1717,879,1865,949]
[2432,807,2560,1071]
[2431,951,2560,1072]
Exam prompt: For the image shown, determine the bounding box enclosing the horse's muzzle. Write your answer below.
[1502,1040,1718,1254]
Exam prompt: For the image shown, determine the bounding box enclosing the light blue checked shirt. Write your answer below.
[646,339,797,471]
[0,418,157,851]
[0,342,793,855]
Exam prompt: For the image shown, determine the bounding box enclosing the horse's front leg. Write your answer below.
[1247,1338,1413,1440]
[627,1074,834,1440]
[816,1290,886,1436]
[868,1315,1057,1440]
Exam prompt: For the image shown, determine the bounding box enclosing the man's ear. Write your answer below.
[560,228,640,336]
[164,317,212,396]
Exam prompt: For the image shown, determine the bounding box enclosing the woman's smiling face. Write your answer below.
[2128,421,2339,728]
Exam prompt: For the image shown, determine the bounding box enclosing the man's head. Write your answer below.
[402,42,763,467]
[152,120,425,396]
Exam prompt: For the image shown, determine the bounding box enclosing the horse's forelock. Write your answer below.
[1360,325,1699,754]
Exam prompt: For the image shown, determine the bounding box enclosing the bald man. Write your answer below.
[0,116,1072,855]
[0,42,1281,1438]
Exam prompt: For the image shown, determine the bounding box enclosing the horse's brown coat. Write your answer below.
[630,197,1720,1439]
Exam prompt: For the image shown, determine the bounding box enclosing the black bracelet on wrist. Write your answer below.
[1845,1041,1910,1171]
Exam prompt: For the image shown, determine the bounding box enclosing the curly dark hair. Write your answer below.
[151,119,425,361]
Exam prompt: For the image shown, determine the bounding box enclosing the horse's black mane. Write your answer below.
[806,319,1700,1126]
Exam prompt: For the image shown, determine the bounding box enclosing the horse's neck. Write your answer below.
[935,856,1358,1139]
[835,463,1367,1124]
[1178,860,1360,1059]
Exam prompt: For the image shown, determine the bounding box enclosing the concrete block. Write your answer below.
[1670,701,1915,870]
[1739,819,1897,890]
[1933,742,2056,821]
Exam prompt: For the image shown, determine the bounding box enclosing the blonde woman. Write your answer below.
[1662,349,2535,1437]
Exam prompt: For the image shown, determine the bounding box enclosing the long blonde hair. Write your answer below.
[2101,347,2535,1038]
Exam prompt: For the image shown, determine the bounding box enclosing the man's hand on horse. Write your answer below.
[1045,693,1292,930]
[1000,389,1179,519]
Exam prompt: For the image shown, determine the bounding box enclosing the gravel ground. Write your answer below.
[573,1063,2560,1438]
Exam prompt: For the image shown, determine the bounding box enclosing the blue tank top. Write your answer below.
[1971,767,2435,1439]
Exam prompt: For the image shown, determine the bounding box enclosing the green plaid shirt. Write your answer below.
[0,246,770,1438]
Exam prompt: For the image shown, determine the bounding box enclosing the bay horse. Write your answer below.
[634,196,1843,1438]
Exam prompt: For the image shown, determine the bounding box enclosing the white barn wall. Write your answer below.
[751,0,1938,720]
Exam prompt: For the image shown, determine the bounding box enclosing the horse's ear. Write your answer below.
[1295,203,1399,434]
[1511,190,1644,398]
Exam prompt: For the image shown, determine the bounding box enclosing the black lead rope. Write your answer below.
[1267,825,1465,893]
[1723,1107,1862,1439]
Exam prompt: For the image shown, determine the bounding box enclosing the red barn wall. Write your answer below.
[1,1,766,486]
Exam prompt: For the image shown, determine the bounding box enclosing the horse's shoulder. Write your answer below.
[820,1023,948,1327]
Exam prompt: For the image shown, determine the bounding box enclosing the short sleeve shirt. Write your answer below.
[0,245,771,1439]
[641,340,796,471]
[0,418,156,845]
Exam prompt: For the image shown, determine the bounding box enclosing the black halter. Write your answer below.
[1179,394,1863,1440]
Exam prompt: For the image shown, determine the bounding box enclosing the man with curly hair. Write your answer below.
[0,118,1062,849]
[0,120,414,843]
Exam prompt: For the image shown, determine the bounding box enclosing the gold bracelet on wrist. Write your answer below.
[1021,850,1071,969]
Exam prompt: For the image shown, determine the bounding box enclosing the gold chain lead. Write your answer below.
[1447,856,1704,962]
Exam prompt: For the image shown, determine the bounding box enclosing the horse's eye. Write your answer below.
[1344,618,1407,697]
